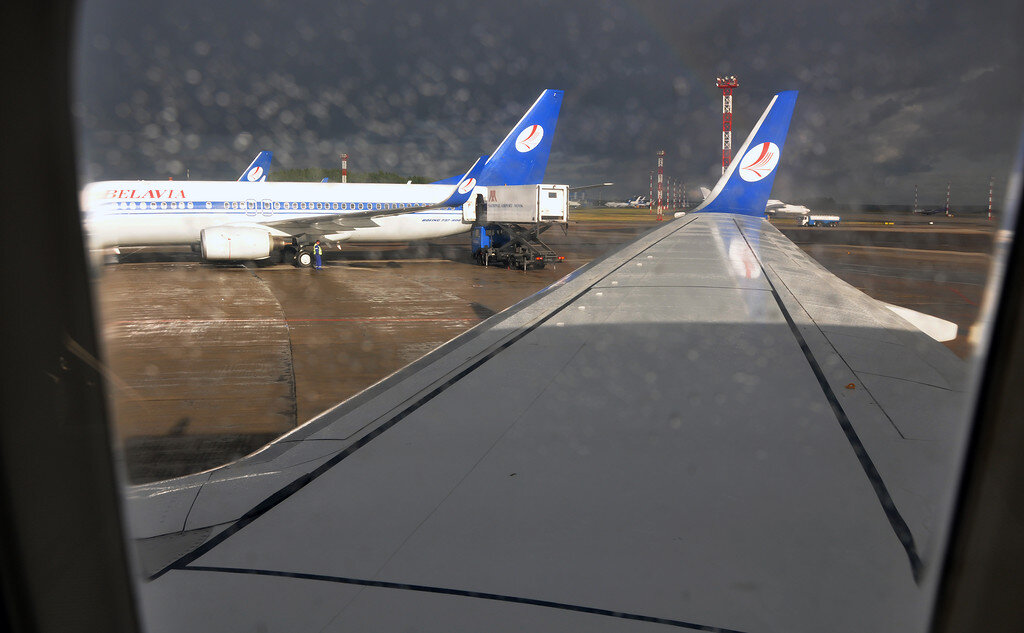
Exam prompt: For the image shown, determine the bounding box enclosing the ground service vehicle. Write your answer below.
[471,184,569,269]
[801,214,842,226]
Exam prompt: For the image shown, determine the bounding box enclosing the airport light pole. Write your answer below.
[568,182,614,207]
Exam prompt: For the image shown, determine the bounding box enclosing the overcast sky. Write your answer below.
[74,0,1023,206]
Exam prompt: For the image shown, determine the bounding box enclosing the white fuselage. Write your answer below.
[607,197,645,208]
[80,180,476,249]
[765,199,810,216]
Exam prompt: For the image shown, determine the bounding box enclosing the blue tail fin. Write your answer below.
[436,155,489,208]
[238,151,272,182]
[694,91,797,216]
[434,89,564,186]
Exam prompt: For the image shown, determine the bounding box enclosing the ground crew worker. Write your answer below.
[313,240,323,270]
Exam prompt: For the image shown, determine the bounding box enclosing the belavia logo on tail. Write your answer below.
[247,166,265,182]
[738,142,780,182]
[515,125,544,152]
[457,177,477,194]
[690,90,797,217]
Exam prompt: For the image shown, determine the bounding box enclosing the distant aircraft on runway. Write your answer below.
[765,198,810,215]
[606,195,647,208]
[81,90,564,267]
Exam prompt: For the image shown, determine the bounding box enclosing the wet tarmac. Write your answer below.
[92,212,995,482]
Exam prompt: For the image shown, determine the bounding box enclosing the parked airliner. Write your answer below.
[605,195,646,208]
[765,198,810,215]
[81,90,563,267]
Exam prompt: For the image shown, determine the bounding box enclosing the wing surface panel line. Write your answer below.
[759,255,912,442]
[754,229,943,436]
[148,215,704,580]
[758,259,908,439]
[733,217,925,582]
[356,333,596,611]
[849,370,958,391]
[592,284,775,291]
[182,565,753,633]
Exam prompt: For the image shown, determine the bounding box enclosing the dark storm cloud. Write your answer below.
[74,0,1022,205]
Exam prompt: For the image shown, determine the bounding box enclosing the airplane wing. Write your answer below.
[123,93,970,630]
[126,92,970,632]
[128,212,965,632]
[258,155,487,234]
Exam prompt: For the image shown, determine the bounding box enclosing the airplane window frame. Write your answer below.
[2,3,1019,633]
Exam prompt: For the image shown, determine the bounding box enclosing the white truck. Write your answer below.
[800,214,841,227]
[471,184,569,270]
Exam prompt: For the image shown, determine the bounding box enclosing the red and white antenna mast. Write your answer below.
[988,177,994,221]
[913,184,918,213]
[657,150,665,221]
[716,75,739,174]
[341,153,349,183]
[649,170,654,213]
[945,181,951,216]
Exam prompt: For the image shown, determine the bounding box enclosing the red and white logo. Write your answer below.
[727,237,761,280]
[457,177,477,194]
[738,142,780,182]
[515,125,544,153]
[247,166,265,182]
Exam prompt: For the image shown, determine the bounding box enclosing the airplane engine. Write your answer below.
[200,226,273,260]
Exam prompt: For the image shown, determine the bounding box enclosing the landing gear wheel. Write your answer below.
[295,250,313,268]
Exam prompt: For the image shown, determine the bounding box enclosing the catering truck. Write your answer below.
[471,184,569,270]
